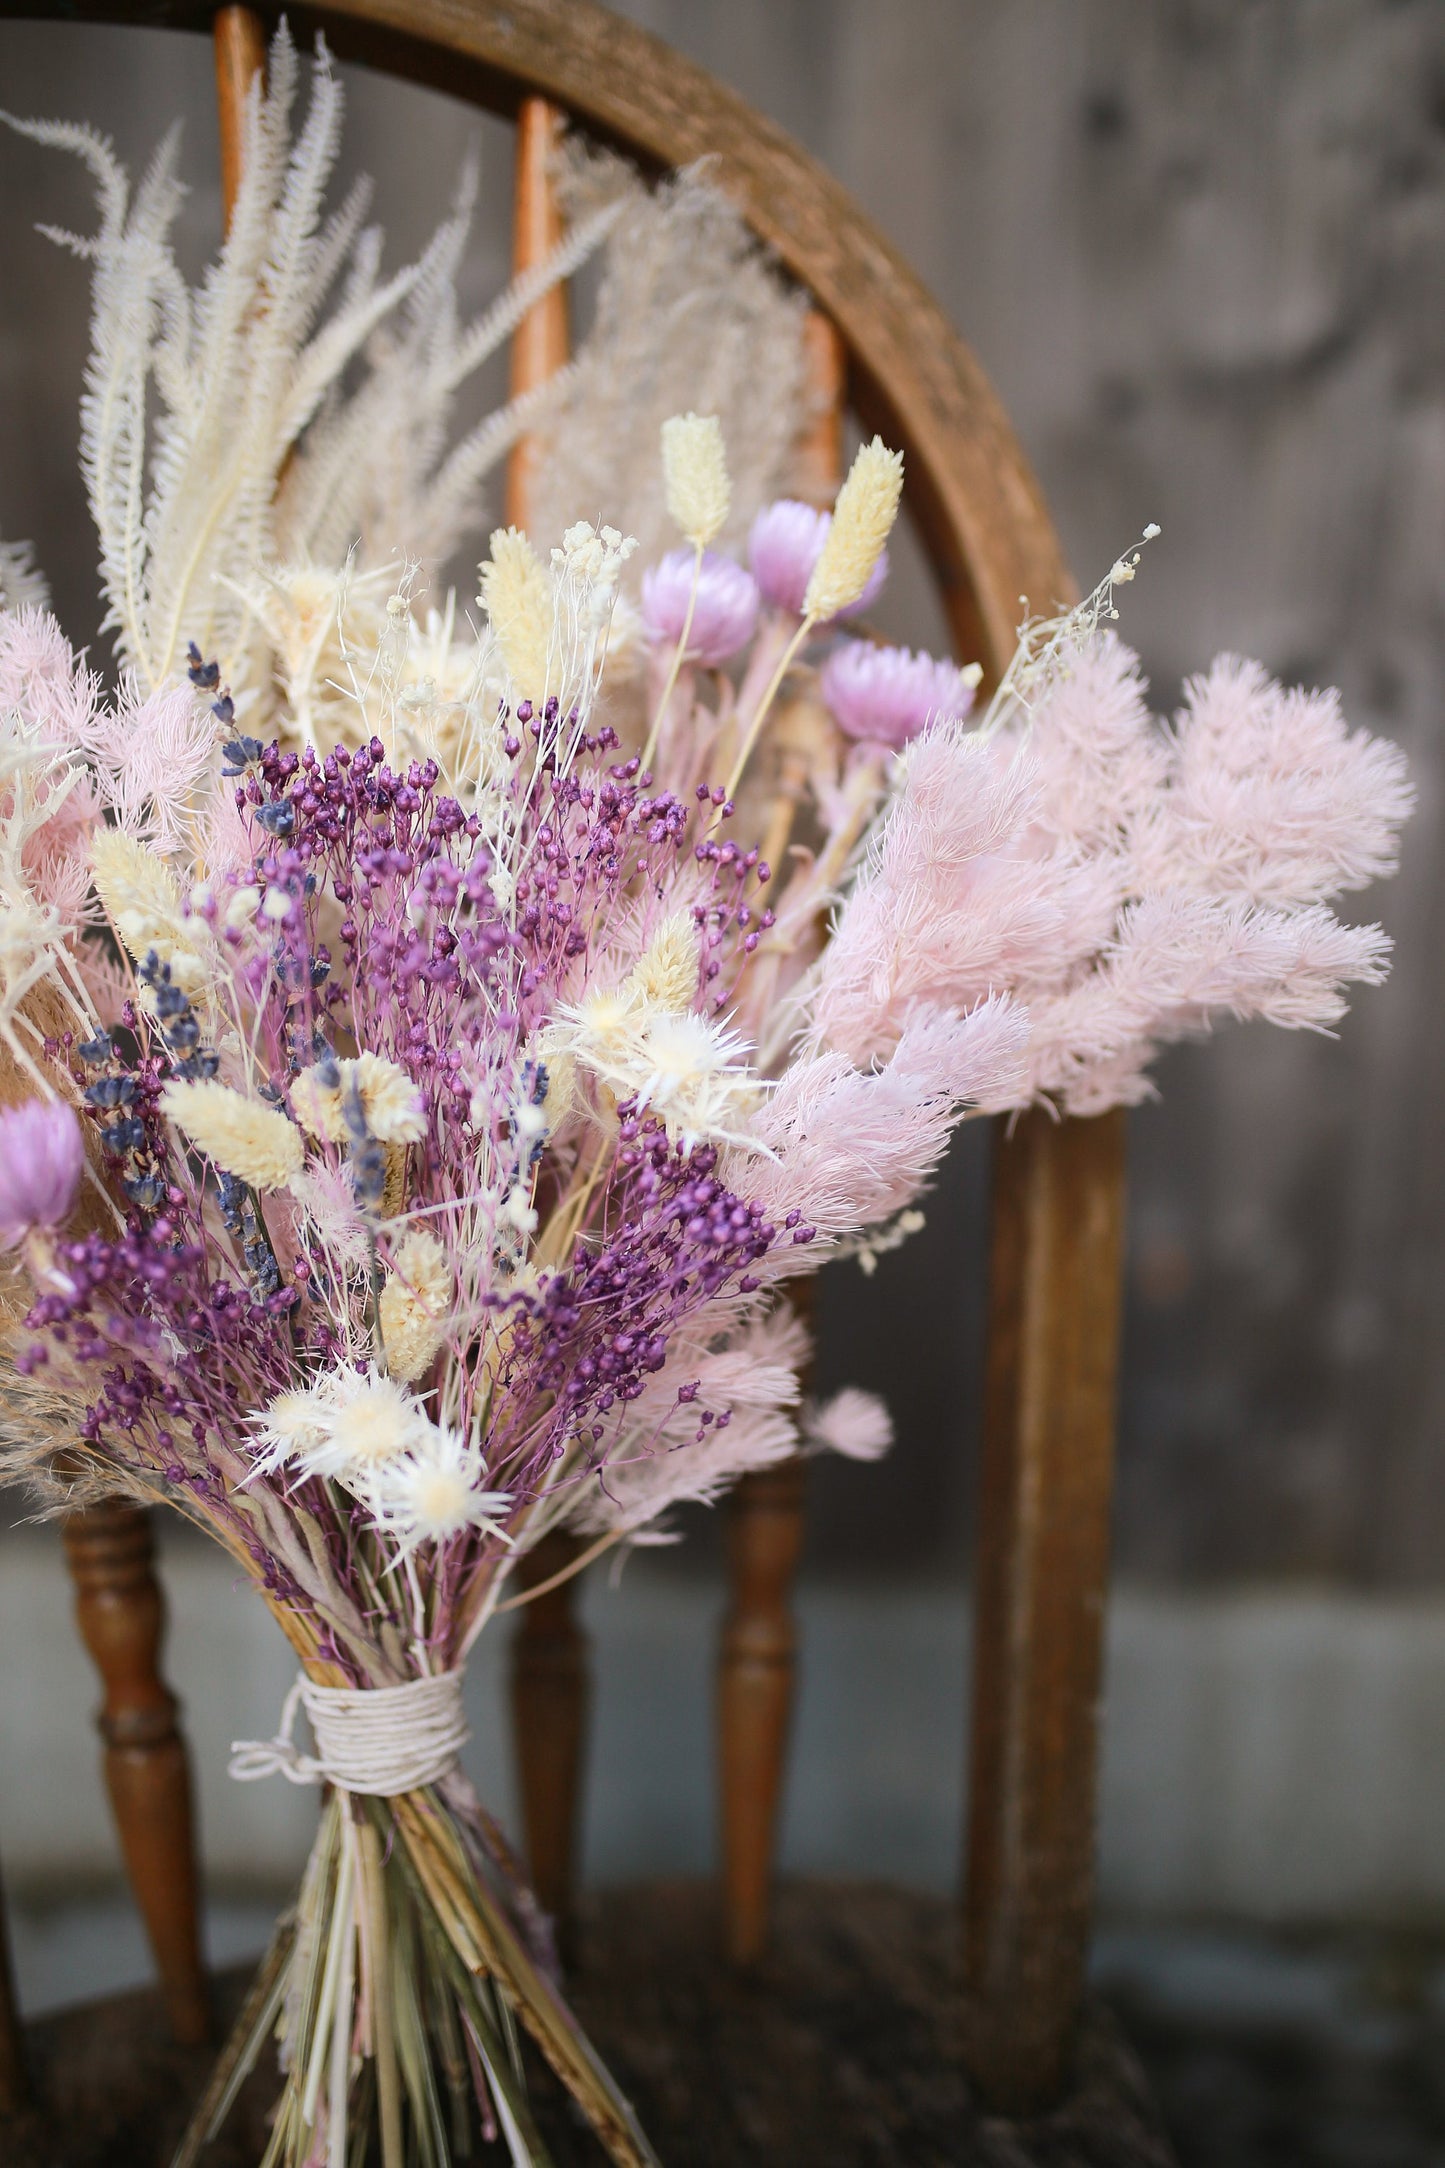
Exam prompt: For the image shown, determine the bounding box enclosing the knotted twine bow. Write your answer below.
[229,1669,469,1796]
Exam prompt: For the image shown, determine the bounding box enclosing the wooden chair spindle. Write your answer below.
[962,1105,1128,2110]
[62,1502,209,2044]
[717,302,840,1954]
[504,96,592,1952]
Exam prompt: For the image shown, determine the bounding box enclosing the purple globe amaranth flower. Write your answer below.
[747,498,890,620]
[0,1098,86,1249]
[640,550,759,667]
[820,640,978,750]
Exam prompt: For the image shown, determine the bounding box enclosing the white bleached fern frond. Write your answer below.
[6,28,620,700]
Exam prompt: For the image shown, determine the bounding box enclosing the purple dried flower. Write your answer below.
[747,499,889,620]
[640,550,759,666]
[820,640,977,750]
[0,1098,85,1249]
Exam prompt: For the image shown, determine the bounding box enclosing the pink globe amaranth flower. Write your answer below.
[640,550,759,667]
[0,1098,85,1249]
[820,640,977,750]
[747,498,890,619]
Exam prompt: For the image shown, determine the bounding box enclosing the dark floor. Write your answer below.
[1100,1927,1445,2168]
[8,1885,1445,2166]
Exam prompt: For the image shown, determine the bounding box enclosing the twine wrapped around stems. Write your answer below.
[230,1669,469,1795]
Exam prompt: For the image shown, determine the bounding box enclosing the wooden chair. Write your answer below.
[0,0,1128,2126]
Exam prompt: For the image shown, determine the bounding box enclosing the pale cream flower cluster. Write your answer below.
[543,912,761,1154]
[291,1053,427,1147]
[378,1229,452,1384]
[91,828,210,999]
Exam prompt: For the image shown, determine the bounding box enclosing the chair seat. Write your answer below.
[4,1880,1175,2168]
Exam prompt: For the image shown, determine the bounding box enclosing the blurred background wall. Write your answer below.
[1,0,1444,2001]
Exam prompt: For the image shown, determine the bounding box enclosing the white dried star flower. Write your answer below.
[803,437,904,622]
[161,1079,303,1190]
[627,1009,761,1152]
[379,1230,452,1384]
[662,413,730,549]
[542,981,643,1076]
[291,1053,426,1146]
[247,1383,333,1476]
[478,526,553,695]
[628,912,701,1012]
[368,1423,512,1558]
[90,827,209,996]
[250,1368,433,1495]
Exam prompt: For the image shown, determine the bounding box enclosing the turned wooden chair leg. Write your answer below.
[0,1858,29,2115]
[961,1106,1128,2114]
[718,1455,808,1964]
[509,1532,590,1957]
[62,1502,209,2045]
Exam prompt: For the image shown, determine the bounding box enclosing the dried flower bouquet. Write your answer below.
[0,35,1414,2168]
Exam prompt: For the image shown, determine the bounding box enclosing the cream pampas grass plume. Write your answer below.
[662,412,730,549]
[161,1080,304,1190]
[804,436,904,622]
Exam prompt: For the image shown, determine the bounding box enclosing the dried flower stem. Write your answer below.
[641,540,703,772]
[721,613,814,805]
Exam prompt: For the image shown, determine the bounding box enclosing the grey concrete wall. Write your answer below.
[0,1,1441,1590]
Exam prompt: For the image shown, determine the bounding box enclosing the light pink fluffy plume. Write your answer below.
[809,632,1409,1118]
[1137,653,1414,906]
[0,607,102,747]
[0,607,220,852]
[569,1299,808,1534]
[809,729,1119,1069]
[803,1387,893,1462]
[732,998,1027,1274]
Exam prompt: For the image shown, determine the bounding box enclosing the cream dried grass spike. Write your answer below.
[804,436,904,621]
[661,413,730,549]
[161,1079,304,1191]
[90,827,208,997]
[628,913,701,1012]
[478,527,554,700]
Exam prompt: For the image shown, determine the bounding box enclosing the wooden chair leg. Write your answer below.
[509,1532,590,1959]
[0,1858,29,2115]
[718,1455,808,1964]
[961,1106,1127,2114]
[62,1501,209,2045]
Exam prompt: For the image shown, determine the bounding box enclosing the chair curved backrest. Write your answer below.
[0,0,1127,2124]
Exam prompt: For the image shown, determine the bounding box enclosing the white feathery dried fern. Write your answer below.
[4,28,621,692]
[5,30,809,707]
